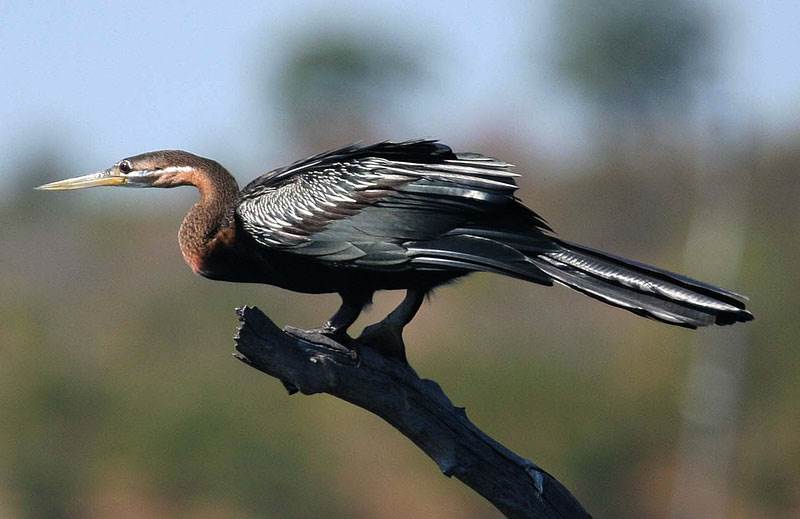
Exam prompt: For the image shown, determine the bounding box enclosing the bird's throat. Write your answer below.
[178,166,239,275]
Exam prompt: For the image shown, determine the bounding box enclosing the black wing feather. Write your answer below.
[236,140,548,271]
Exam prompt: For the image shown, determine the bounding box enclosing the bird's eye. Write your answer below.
[119,161,132,174]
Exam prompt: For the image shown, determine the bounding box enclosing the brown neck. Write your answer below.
[178,162,240,273]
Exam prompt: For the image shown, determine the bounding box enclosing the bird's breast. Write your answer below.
[179,224,237,278]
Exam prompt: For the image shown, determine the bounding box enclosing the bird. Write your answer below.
[38,139,752,358]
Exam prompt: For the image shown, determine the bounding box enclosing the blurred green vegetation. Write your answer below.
[3,10,799,519]
[557,0,711,120]
[274,31,421,150]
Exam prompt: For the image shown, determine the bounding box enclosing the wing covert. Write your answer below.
[235,140,526,268]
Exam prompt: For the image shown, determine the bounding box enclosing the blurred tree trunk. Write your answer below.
[670,115,754,519]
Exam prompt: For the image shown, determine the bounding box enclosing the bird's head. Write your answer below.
[36,150,210,191]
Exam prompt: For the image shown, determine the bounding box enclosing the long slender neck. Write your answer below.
[178,162,240,273]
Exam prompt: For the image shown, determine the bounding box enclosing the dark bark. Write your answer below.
[233,306,590,518]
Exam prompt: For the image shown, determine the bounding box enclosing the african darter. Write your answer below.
[38,140,753,357]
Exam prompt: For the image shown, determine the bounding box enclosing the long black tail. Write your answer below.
[527,239,753,328]
[409,233,752,328]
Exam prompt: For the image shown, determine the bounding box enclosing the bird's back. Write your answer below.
[237,140,548,262]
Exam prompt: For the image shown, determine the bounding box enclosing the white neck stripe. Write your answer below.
[160,166,194,174]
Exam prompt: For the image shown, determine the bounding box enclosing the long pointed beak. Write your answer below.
[36,169,126,191]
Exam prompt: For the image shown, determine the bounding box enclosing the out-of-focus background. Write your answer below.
[1,1,798,517]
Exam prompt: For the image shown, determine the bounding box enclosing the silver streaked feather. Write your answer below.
[236,141,522,264]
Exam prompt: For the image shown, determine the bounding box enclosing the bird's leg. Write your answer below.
[320,296,366,337]
[285,292,368,349]
[358,288,426,362]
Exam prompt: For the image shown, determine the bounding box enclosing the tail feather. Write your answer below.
[527,239,752,328]
[408,235,553,284]
[551,239,748,307]
[531,258,717,327]
[408,231,753,328]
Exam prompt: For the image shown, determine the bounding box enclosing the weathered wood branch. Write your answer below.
[233,306,590,519]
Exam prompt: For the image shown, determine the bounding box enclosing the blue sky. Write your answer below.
[1,0,798,189]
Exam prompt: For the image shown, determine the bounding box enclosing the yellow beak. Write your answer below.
[36,170,126,191]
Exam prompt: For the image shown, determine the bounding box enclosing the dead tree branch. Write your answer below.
[233,306,590,519]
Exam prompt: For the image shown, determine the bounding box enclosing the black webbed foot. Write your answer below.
[284,326,355,357]
[357,321,408,363]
